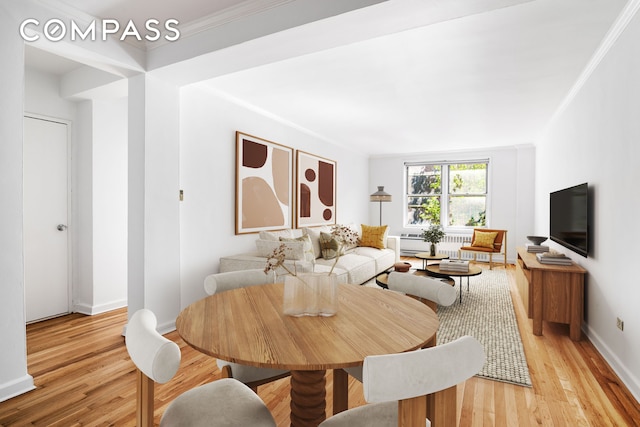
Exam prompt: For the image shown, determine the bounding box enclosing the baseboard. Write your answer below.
[73,299,127,316]
[0,374,35,403]
[584,324,640,403]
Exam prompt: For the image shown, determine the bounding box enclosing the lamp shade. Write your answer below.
[370,186,392,202]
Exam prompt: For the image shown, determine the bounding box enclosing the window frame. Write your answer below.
[404,159,490,232]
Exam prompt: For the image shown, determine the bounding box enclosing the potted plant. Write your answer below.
[422,224,445,256]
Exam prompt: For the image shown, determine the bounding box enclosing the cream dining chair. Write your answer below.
[125,309,276,427]
[203,269,290,391]
[321,335,485,427]
[342,271,457,382]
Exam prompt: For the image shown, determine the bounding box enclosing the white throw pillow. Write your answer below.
[255,239,305,261]
[259,229,293,241]
[302,226,331,259]
[280,235,315,264]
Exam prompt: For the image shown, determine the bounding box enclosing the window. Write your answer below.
[405,160,488,229]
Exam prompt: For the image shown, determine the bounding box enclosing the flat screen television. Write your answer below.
[550,182,589,257]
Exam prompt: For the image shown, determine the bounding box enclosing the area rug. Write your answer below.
[432,267,532,387]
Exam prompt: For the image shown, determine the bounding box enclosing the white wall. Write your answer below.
[369,145,535,263]
[178,85,370,307]
[0,6,34,403]
[74,101,95,310]
[127,74,181,332]
[91,98,128,312]
[24,69,76,119]
[534,9,640,401]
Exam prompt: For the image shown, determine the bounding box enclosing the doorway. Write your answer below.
[23,115,70,323]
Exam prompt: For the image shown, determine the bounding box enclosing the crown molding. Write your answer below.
[543,0,640,136]
[145,0,294,51]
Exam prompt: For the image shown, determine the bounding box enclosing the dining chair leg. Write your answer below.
[136,369,155,427]
[426,385,456,427]
[398,395,426,426]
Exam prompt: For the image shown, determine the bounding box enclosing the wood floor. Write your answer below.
[1,264,639,426]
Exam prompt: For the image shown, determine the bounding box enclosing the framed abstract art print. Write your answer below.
[235,132,293,234]
[296,150,337,227]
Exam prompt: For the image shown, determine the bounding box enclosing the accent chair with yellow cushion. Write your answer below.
[458,228,508,269]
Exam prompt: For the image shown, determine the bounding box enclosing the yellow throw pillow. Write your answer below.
[360,224,388,249]
[472,231,498,249]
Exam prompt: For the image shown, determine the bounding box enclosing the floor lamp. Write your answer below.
[370,186,392,226]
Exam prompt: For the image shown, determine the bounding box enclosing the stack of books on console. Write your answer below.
[526,244,549,253]
[536,251,573,265]
[439,259,469,272]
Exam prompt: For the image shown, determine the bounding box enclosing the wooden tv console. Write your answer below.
[515,247,587,341]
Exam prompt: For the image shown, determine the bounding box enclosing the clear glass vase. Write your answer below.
[283,273,338,317]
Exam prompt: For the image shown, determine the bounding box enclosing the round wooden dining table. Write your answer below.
[176,282,439,427]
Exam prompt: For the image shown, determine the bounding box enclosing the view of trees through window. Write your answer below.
[406,161,488,228]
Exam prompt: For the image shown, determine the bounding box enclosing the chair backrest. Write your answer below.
[471,229,506,252]
[386,272,456,307]
[126,309,181,427]
[361,335,485,403]
[204,269,274,295]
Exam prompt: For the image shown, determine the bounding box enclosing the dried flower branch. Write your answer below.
[328,225,359,276]
[264,243,298,276]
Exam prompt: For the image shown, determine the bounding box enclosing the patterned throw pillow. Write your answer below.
[280,235,315,263]
[319,232,340,260]
[302,226,330,259]
[472,231,498,249]
[360,224,388,249]
[256,239,305,260]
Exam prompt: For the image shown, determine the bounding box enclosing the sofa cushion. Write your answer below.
[353,246,396,275]
[360,224,388,249]
[316,253,375,285]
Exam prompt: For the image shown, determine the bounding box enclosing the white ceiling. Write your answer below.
[24,0,629,156]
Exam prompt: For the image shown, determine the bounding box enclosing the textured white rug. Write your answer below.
[366,264,532,387]
[434,267,532,386]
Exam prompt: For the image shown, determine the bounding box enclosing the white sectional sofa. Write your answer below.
[219,226,400,285]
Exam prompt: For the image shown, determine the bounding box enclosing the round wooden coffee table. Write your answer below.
[425,264,482,303]
[415,252,449,271]
[375,271,454,289]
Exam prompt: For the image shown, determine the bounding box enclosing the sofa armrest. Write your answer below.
[386,235,401,263]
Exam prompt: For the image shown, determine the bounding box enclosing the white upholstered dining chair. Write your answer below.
[342,272,457,382]
[125,309,276,427]
[321,336,485,427]
[203,269,290,391]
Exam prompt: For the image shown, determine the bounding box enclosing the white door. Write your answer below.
[24,116,70,323]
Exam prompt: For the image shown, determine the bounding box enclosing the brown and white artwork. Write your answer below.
[236,132,293,234]
[296,150,336,227]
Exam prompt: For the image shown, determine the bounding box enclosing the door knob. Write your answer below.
[57,224,67,231]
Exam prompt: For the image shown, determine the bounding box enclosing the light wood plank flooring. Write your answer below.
[1,264,639,426]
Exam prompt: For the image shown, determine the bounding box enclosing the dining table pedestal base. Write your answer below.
[290,370,327,427]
